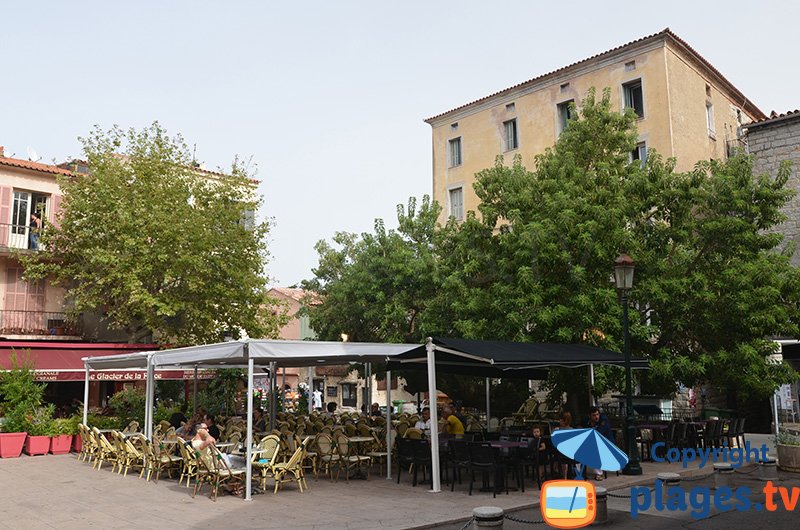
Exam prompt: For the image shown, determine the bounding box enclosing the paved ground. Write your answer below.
[0,434,788,530]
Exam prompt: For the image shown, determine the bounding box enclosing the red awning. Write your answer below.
[0,341,215,382]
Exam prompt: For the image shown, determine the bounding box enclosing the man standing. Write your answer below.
[583,406,613,480]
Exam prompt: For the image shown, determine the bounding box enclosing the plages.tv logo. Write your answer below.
[540,428,629,529]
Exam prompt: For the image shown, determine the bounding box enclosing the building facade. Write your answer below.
[425,29,766,224]
[743,110,800,265]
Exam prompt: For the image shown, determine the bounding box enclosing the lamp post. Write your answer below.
[614,254,642,475]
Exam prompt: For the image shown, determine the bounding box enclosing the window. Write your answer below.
[448,137,462,167]
[504,119,518,151]
[630,142,647,166]
[560,82,570,93]
[623,80,644,118]
[557,100,576,134]
[505,102,515,111]
[449,187,464,221]
[341,383,357,408]
[625,60,636,72]
[705,84,712,97]
[706,102,715,137]
[451,122,459,130]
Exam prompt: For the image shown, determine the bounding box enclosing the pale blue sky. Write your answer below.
[2,1,798,286]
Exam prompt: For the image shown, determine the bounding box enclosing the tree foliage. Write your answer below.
[304,88,800,411]
[22,122,287,344]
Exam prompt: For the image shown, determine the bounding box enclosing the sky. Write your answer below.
[2,1,798,287]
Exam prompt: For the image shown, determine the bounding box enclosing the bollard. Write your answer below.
[759,458,778,481]
[656,472,681,503]
[473,506,504,528]
[592,486,608,525]
[714,463,733,489]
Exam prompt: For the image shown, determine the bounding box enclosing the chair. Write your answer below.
[723,419,739,448]
[396,422,409,438]
[115,432,146,478]
[702,420,718,449]
[735,418,747,449]
[367,430,396,473]
[409,439,432,486]
[512,398,540,422]
[344,423,357,437]
[122,421,140,434]
[177,440,201,487]
[395,437,416,484]
[335,433,370,482]
[449,440,472,492]
[77,424,96,463]
[404,427,424,440]
[193,445,246,501]
[251,434,281,492]
[314,433,340,480]
[92,428,119,472]
[142,438,182,482]
[468,443,507,498]
[272,440,309,493]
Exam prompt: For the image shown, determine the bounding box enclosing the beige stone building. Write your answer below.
[425,28,766,224]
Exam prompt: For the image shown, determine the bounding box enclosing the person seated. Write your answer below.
[253,408,266,433]
[325,401,338,418]
[178,407,207,439]
[169,410,188,429]
[370,402,382,417]
[552,411,575,479]
[582,406,613,480]
[440,405,465,437]
[192,426,245,494]
[204,414,221,440]
[414,407,432,438]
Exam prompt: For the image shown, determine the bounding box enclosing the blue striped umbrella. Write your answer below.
[551,428,629,472]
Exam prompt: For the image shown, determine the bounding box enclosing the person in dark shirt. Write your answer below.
[169,411,188,429]
[583,406,613,480]
[253,408,266,432]
[205,414,221,440]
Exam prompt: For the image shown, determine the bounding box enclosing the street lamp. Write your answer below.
[614,254,642,475]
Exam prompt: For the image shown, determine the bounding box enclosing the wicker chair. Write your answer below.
[251,435,281,492]
[271,440,308,493]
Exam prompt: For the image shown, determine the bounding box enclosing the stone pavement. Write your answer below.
[0,444,777,530]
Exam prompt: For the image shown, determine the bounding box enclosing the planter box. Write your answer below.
[24,435,51,456]
[71,434,82,453]
[50,434,73,455]
[0,432,27,458]
[777,443,800,473]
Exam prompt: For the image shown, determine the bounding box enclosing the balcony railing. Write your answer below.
[0,223,42,251]
[0,310,82,337]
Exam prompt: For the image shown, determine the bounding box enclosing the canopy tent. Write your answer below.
[386,336,649,373]
[386,337,650,493]
[81,338,421,500]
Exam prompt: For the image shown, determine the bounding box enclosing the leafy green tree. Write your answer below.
[439,89,800,407]
[22,122,286,344]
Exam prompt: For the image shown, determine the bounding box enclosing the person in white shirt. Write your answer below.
[312,389,323,411]
[414,407,432,437]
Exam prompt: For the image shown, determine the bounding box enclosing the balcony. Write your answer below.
[0,310,82,338]
[0,223,39,252]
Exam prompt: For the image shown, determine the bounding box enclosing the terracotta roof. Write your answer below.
[743,109,800,129]
[0,156,74,177]
[269,287,322,304]
[424,28,766,123]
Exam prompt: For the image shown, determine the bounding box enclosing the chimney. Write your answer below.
[0,145,5,157]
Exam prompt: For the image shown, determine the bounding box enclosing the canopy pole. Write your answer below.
[143,359,151,438]
[485,377,491,431]
[589,365,596,408]
[269,361,277,432]
[425,337,441,492]
[366,362,372,414]
[146,354,155,439]
[281,367,286,411]
[82,363,89,426]
[386,370,392,480]
[308,367,314,414]
[193,365,198,412]
[245,351,254,501]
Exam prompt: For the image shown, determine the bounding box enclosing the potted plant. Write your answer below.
[0,351,45,458]
[69,414,83,453]
[24,405,56,456]
[776,430,800,473]
[51,417,77,455]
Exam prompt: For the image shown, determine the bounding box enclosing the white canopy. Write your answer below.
[81,338,421,500]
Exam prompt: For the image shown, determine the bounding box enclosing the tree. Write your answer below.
[438,88,800,406]
[22,122,286,344]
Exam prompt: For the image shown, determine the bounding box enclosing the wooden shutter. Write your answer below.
[51,193,63,229]
[0,186,11,247]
